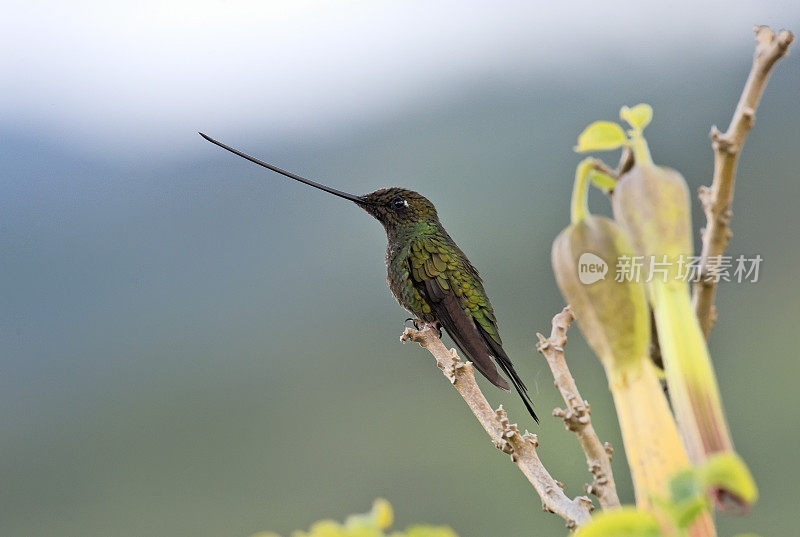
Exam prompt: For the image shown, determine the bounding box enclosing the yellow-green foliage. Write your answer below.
[658,453,758,529]
[575,454,761,537]
[575,507,661,537]
[699,453,757,504]
[573,103,755,499]
[251,499,459,537]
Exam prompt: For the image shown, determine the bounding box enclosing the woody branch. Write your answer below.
[536,306,620,510]
[693,25,793,336]
[401,326,594,529]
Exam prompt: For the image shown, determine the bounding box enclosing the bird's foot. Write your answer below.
[404,318,442,338]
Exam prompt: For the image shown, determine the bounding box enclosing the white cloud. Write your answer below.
[1,0,797,157]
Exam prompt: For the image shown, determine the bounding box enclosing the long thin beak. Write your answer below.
[199,132,363,203]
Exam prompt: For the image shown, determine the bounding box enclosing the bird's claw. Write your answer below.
[404,317,420,330]
[433,323,443,338]
[404,318,442,338]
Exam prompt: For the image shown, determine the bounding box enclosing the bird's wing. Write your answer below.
[408,235,538,423]
[407,236,509,391]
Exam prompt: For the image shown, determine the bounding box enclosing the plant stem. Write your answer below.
[537,307,620,510]
[570,158,595,224]
[693,27,794,337]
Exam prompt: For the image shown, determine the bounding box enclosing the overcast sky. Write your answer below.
[1,1,797,158]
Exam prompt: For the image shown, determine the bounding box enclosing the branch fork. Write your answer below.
[401,326,594,529]
[396,26,793,534]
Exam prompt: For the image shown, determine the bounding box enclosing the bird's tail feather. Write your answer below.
[482,334,539,424]
[495,357,539,424]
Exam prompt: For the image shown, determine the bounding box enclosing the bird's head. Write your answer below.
[356,188,438,229]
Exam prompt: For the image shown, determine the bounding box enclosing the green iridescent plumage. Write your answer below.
[362,188,537,423]
[199,134,538,423]
[404,233,498,341]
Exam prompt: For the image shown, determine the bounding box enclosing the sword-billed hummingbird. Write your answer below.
[200,133,538,423]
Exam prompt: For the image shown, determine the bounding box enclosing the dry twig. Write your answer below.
[536,306,620,510]
[693,26,794,336]
[401,326,594,529]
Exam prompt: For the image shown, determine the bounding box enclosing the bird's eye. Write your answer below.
[391,197,406,209]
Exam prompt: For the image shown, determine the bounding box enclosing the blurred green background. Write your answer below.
[1,2,798,536]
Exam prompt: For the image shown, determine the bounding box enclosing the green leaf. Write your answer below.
[271,500,460,537]
[345,498,394,530]
[699,453,758,504]
[669,468,700,503]
[588,169,617,192]
[294,519,345,537]
[672,496,710,529]
[575,507,662,537]
[663,468,711,529]
[620,104,653,130]
[575,121,627,152]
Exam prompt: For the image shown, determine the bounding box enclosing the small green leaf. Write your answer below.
[588,169,617,192]
[668,468,700,503]
[575,507,662,537]
[663,468,712,528]
[372,498,394,530]
[699,453,758,504]
[575,121,627,152]
[620,104,653,130]
[295,519,344,537]
[673,496,711,529]
[345,498,394,530]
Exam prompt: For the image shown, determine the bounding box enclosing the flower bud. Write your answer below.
[551,215,649,382]
[611,132,753,512]
[612,163,692,275]
[551,161,698,517]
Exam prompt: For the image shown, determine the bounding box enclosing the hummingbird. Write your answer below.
[199,133,538,423]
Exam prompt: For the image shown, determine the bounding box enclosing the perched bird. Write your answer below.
[200,133,538,423]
